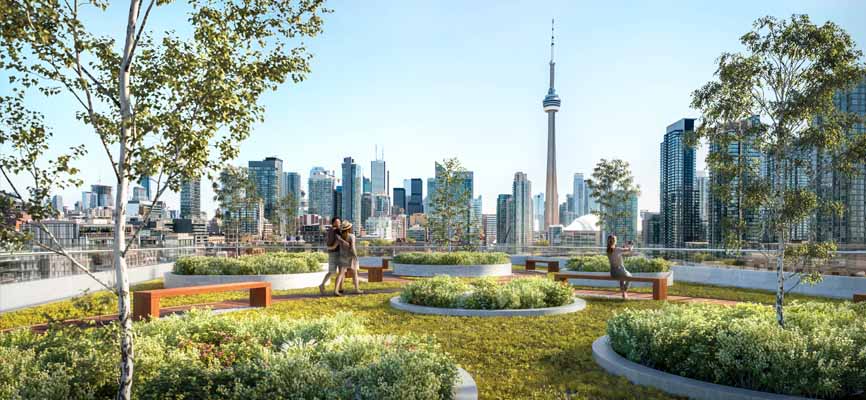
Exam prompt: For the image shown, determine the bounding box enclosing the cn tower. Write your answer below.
[543,19,560,229]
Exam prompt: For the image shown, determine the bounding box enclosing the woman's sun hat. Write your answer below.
[340,221,353,231]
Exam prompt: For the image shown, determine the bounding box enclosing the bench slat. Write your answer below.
[133,281,272,320]
[554,273,666,283]
[136,282,270,297]
[855,294,865,303]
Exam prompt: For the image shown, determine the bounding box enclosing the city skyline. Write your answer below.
[6,1,866,218]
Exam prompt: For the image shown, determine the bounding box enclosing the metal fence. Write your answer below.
[2,244,865,284]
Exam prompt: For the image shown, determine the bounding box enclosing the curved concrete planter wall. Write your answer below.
[672,264,866,299]
[454,367,478,400]
[164,263,328,290]
[593,336,810,400]
[391,263,512,277]
[390,296,586,317]
[567,271,673,288]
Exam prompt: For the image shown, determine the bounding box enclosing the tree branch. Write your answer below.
[126,0,156,70]
[33,225,116,293]
[122,170,177,256]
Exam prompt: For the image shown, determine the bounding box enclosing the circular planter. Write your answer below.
[389,296,586,317]
[454,367,478,400]
[392,263,512,278]
[165,263,328,290]
[592,336,810,400]
[566,271,673,288]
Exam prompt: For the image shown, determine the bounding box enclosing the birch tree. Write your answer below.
[586,159,640,240]
[428,158,472,251]
[0,0,328,397]
[691,15,865,327]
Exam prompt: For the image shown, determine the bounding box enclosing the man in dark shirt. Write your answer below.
[319,216,341,295]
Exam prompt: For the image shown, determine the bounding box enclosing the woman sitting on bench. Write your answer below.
[606,234,634,299]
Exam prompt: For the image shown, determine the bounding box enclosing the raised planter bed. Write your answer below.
[672,264,866,299]
[592,336,809,400]
[566,271,673,288]
[390,296,586,317]
[391,262,512,278]
[164,263,328,290]
[454,367,478,400]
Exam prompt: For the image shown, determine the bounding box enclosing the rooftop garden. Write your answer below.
[173,252,327,275]
[392,252,510,266]
[400,276,573,310]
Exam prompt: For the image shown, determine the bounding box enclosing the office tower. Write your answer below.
[640,210,661,246]
[542,20,561,228]
[180,179,201,220]
[139,176,152,200]
[371,155,387,194]
[248,157,283,221]
[361,192,373,228]
[425,177,436,213]
[333,186,342,220]
[91,184,113,208]
[373,193,391,217]
[470,196,483,240]
[81,191,95,210]
[560,196,576,226]
[282,171,301,202]
[512,172,533,247]
[363,177,372,194]
[607,192,638,244]
[392,187,406,215]
[496,194,513,245]
[341,157,363,231]
[573,173,587,216]
[660,118,700,247]
[131,186,147,202]
[308,167,335,220]
[532,193,545,232]
[584,178,599,214]
[708,116,766,247]
[816,79,866,245]
[407,178,424,215]
[50,195,63,214]
[695,170,710,241]
[482,214,497,245]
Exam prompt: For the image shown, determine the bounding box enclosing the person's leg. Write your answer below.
[334,268,346,296]
[318,272,332,295]
[352,267,362,294]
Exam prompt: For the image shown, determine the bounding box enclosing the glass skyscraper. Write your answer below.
[392,187,406,215]
[308,167,335,220]
[512,172,533,247]
[371,159,387,194]
[407,178,424,215]
[341,157,363,231]
[572,173,588,217]
[180,179,201,220]
[659,118,700,247]
[248,157,283,221]
[496,194,513,245]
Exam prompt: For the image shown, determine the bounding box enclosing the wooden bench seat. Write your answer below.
[133,282,271,320]
[854,294,865,303]
[345,265,385,282]
[525,258,560,272]
[553,272,668,300]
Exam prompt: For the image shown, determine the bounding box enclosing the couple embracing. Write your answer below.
[318,216,363,296]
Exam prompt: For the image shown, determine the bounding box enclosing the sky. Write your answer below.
[5,0,866,217]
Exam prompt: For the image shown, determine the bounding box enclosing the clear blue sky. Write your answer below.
[7,0,866,216]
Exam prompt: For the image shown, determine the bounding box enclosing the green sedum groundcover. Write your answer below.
[401,276,573,310]
[607,301,866,399]
[566,255,672,273]
[0,311,458,400]
[173,252,328,275]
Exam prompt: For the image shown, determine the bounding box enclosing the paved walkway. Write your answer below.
[14,268,739,333]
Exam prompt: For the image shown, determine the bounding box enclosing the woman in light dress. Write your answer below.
[606,234,634,299]
[333,221,362,296]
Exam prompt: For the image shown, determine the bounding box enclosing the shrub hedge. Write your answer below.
[0,311,458,400]
[393,252,510,266]
[607,302,866,399]
[566,255,672,273]
[400,276,573,310]
[173,252,327,275]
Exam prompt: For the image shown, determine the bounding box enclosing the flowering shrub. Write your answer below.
[393,252,510,266]
[173,252,327,275]
[607,302,866,399]
[401,276,573,310]
[0,311,459,400]
[566,255,672,273]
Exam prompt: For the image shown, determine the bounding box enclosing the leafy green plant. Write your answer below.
[393,252,509,266]
[173,252,328,275]
[0,311,459,400]
[401,276,573,310]
[607,301,866,398]
[566,255,672,273]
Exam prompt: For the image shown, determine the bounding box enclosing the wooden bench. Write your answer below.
[525,258,560,272]
[553,272,668,300]
[854,294,865,303]
[133,282,272,320]
[346,266,384,282]
[382,256,392,270]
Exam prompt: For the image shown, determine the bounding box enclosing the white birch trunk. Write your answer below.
[115,0,141,398]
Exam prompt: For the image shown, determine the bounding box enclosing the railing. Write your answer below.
[2,244,865,285]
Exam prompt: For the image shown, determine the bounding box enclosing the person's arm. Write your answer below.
[325,229,338,250]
